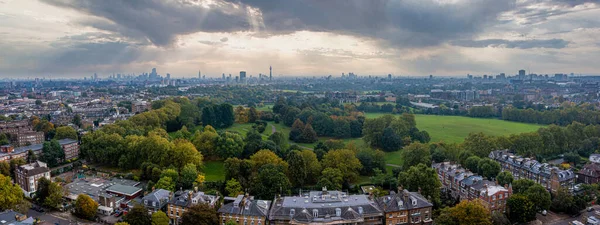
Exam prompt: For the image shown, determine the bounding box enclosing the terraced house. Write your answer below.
[489,150,576,192]
[432,162,512,214]
[218,194,270,225]
[376,188,433,225]
[268,188,384,225]
[167,190,219,225]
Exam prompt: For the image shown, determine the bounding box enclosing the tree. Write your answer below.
[54,126,78,140]
[155,176,175,192]
[41,140,65,167]
[398,164,441,205]
[0,162,9,177]
[477,158,501,180]
[37,177,63,209]
[269,131,288,150]
[193,174,205,188]
[401,142,432,168]
[180,163,198,189]
[525,184,551,212]
[249,149,288,172]
[170,139,203,172]
[248,107,259,123]
[252,164,291,199]
[299,150,322,185]
[317,168,344,191]
[124,204,151,225]
[151,211,169,225]
[462,132,497,157]
[287,150,307,187]
[322,149,363,183]
[512,179,535,194]
[225,220,237,225]
[496,171,513,186]
[160,169,179,184]
[380,127,402,152]
[35,99,42,105]
[72,114,82,128]
[181,203,219,225]
[436,200,492,225]
[551,187,575,213]
[299,124,318,143]
[75,194,98,220]
[289,119,305,142]
[564,152,581,166]
[216,131,244,159]
[26,150,37,163]
[507,194,536,223]
[192,126,219,159]
[464,156,481,173]
[225,178,244,197]
[0,174,24,211]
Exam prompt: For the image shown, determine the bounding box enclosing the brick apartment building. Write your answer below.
[433,162,512,214]
[15,161,50,198]
[489,150,576,192]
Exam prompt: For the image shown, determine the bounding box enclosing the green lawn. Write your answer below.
[365,113,543,143]
[204,161,225,181]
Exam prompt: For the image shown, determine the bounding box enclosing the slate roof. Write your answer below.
[578,163,600,178]
[218,195,271,217]
[0,210,26,224]
[489,149,575,181]
[268,190,383,223]
[168,190,219,208]
[376,190,433,213]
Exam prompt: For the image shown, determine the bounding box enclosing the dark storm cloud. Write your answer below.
[41,0,251,46]
[225,0,516,47]
[451,39,570,49]
[42,0,518,48]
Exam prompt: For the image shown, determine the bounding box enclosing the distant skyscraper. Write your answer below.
[270,66,272,81]
[240,71,246,82]
[388,74,392,80]
[222,73,225,80]
[166,73,171,79]
[518,69,526,78]
[198,70,201,79]
[93,73,98,81]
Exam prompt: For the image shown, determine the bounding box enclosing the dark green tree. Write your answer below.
[380,127,402,152]
[124,204,151,225]
[398,163,441,205]
[181,203,218,225]
[507,194,536,223]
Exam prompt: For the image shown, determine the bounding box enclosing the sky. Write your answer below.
[0,0,599,78]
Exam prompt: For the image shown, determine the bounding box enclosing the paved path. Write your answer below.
[386,164,402,168]
[271,124,276,134]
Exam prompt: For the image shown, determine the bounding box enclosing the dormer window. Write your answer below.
[335,208,341,217]
[358,207,363,215]
[290,209,295,217]
[313,209,318,218]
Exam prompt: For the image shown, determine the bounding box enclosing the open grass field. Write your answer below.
[365,113,543,143]
[203,161,225,181]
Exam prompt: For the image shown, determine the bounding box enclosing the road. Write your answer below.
[539,205,600,225]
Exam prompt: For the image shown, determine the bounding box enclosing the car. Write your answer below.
[588,207,594,212]
[115,211,124,217]
[542,210,547,216]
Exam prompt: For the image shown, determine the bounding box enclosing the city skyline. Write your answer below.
[1,0,600,78]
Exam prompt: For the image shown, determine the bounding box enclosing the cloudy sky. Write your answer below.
[0,0,599,78]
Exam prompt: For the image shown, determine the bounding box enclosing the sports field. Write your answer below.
[365,113,543,143]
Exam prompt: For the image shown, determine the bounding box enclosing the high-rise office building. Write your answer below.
[166,73,171,79]
[240,71,246,82]
[518,69,526,79]
[269,66,272,81]
[198,70,201,79]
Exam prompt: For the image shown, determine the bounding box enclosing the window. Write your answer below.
[335,208,341,217]
[313,209,319,218]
